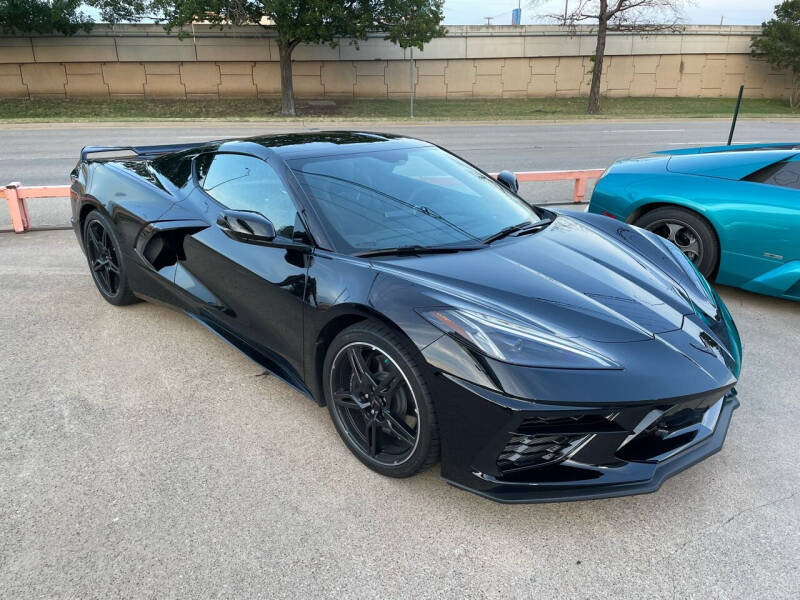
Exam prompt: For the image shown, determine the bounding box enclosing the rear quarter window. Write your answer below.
[744,160,800,190]
[150,152,194,189]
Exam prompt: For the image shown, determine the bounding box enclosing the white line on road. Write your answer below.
[599,129,685,133]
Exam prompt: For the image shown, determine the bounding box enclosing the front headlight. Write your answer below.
[418,308,620,369]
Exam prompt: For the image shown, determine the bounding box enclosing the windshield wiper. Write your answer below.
[515,218,552,236]
[354,244,486,258]
[483,218,552,244]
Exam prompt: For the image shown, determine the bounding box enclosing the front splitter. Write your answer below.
[442,395,739,504]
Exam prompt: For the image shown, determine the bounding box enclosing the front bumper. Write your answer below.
[432,373,738,503]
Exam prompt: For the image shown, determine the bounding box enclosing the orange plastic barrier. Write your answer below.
[4,169,605,233]
[491,169,606,204]
[3,183,71,233]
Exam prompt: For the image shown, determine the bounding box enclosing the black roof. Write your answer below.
[220,131,431,159]
[84,131,430,164]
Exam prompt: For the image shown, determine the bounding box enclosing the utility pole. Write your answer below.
[409,46,415,118]
[484,16,493,26]
[563,1,569,25]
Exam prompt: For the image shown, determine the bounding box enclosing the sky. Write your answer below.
[443,0,777,26]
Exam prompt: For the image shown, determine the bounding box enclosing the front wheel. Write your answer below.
[83,210,139,306]
[634,206,719,279]
[323,321,440,478]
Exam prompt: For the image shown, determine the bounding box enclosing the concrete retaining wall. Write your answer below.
[0,24,793,100]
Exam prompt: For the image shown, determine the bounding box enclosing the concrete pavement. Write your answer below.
[1,228,798,598]
[2,118,799,229]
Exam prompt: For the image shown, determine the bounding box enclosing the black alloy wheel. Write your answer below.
[86,219,120,296]
[83,210,138,305]
[324,322,439,477]
[635,206,719,279]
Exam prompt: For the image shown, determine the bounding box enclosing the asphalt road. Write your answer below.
[1,229,799,598]
[2,118,799,229]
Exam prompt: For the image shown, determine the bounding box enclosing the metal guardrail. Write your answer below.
[4,169,605,233]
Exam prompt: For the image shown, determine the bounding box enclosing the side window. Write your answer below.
[199,153,297,238]
[745,160,800,191]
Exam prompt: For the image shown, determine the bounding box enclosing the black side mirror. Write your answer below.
[217,210,276,243]
[496,170,519,193]
[217,210,313,254]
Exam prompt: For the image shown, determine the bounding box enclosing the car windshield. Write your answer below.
[288,146,540,254]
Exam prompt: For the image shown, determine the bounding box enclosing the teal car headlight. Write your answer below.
[418,308,620,370]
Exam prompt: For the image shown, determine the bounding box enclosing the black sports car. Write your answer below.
[70,132,742,503]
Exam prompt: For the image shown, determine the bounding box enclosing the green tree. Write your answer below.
[0,0,92,34]
[1,1,445,117]
[0,1,149,35]
[379,0,445,50]
[752,0,800,108]
[149,0,446,116]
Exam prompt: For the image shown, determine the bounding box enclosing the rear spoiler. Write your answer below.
[80,141,209,162]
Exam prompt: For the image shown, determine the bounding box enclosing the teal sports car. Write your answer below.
[589,142,800,301]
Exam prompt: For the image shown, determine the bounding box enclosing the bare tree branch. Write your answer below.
[528,0,689,113]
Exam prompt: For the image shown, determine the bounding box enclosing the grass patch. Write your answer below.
[0,96,797,123]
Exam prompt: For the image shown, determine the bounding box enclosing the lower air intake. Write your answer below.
[497,433,590,472]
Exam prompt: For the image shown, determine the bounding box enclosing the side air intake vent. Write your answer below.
[135,224,206,275]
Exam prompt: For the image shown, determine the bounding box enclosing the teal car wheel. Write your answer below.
[635,207,719,279]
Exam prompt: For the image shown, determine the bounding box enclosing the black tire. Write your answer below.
[82,210,139,306]
[323,320,440,478]
[634,206,719,279]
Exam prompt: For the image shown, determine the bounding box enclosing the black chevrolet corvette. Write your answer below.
[70,132,742,503]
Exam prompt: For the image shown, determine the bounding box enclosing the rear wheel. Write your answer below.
[83,210,138,306]
[634,206,719,279]
[323,321,440,478]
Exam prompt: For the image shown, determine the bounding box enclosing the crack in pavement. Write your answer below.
[673,489,798,554]
[650,489,798,600]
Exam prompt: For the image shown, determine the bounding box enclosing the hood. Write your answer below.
[370,214,699,344]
